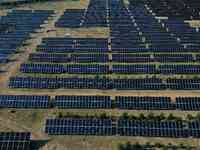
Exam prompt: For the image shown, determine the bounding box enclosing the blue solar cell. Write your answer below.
[0,95,50,108]
[112,64,156,74]
[159,65,200,74]
[176,97,200,110]
[188,121,200,138]
[55,9,85,28]
[37,42,109,53]
[45,118,116,135]
[114,78,165,90]
[116,96,173,110]
[65,64,109,74]
[9,76,112,89]
[112,54,152,63]
[55,95,112,109]
[71,54,108,63]
[166,78,200,90]
[154,54,193,62]
[20,63,65,74]
[0,10,54,65]
[117,119,188,137]
[29,53,69,63]
[0,132,31,150]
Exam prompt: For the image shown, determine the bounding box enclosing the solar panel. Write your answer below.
[71,54,109,63]
[82,0,108,27]
[29,53,69,63]
[154,54,194,62]
[188,121,200,138]
[9,76,112,89]
[44,117,200,138]
[116,96,173,110]
[166,78,200,90]
[20,63,65,74]
[10,76,200,90]
[0,10,54,65]
[0,95,50,108]
[0,132,31,150]
[55,9,85,28]
[176,97,200,110]
[117,119,188,137]
[65,64,109,74]
[45,118,116,135]
[55,95,112,109]
[112,64,156,74]
[144,0,200,19]
[114,78,165,90]
[112,54,152,63]
[159,65,200,74]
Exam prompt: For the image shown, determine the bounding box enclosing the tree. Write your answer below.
[117,144,125,150]
[157,113,166,121]
[196,113,200,120]
[144,142,151,149]
[154,142,163,148]
[187,114,194,120]
[130,115,137,120]
[122,112,129,119]
[58,112,63,118]
[147,112,155,120]
[124,142,132,150]
[100,113,108,119]
[179,143,186,149]
[133,142,142,150]
[167,113,176,120]
[139,113,146,120]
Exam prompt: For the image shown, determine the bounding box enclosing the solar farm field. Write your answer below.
[1,0,200,149]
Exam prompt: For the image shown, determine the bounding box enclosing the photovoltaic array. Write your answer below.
[45,118,116,135]
[44,117,200,138]
[1,95,200,111]
[1,0,200,144]
[0,9,54,66]
[0,132,31,150]
[8,0,200,90]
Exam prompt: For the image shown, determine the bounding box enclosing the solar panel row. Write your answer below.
[9,77,200,90]
[55,9,85,28]
[108,0,200,52]
[0,132,31,150]
[118,120,188,137]
[128,4,184,51]
[82,0,108,27]
[1,95,200,111]
[44,118,200,138]
[55,0,108,28]
[55,95,112,109]
[0,95,50,108]
[145,0,200,19]
[0,9,54,64]
[163,19,200,50]
[37,38,109,53]
[45,118,115,135]
[29,53,197,63]
[20,63,200,74]
[109,0,145,52]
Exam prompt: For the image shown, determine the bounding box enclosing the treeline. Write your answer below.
[118,142,197,150]
[56,112,200,121]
